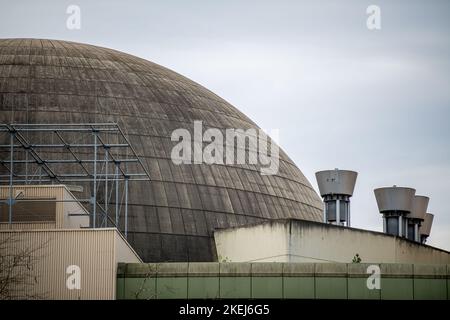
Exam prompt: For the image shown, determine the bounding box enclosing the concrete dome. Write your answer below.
[0,39,323,261]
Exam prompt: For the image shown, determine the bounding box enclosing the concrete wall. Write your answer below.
[115,231,142,265]
[0,228,141,300]
[216,222,288,262]
[117,262,450,300]
[214,219,450,264]
[61,187,89,229]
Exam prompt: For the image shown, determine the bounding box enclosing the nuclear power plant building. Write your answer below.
[0,39,449,300]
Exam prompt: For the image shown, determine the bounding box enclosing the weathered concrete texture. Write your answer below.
[380,264,413,278]
[347,278,381,300]
[250,264,284,298]
[214,219,450,264]
[283,276,315,299]
[282,262,315,276]
[117,262,450,299]
[187,263,220,298]
[121,263,158,277]
[348,263,378,277]
[314,263,347,277]
[251,262,283,276]
[413,264,447,277]
[188,262,220,276]
[188,276,220,299]
[215,221,289,262]
[413,265,447,300]
[219,262,251,276]
[0,38,324,262]
[218,262,251,298]
[156,262,189,277]
[315,277,348,299]
[314,263,348,298]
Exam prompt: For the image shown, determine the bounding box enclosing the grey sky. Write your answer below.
[1,0,449,250]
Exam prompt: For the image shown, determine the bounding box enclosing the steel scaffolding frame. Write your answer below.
[0,123,151,238]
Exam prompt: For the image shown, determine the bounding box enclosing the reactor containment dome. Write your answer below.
[0,39,323,262]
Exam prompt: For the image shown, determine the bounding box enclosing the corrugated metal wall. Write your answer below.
[0,229,117,299]
[0,185,65,200]
[0,222,56,230]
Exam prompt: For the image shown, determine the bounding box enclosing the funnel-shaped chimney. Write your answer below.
[409,196,429,220]
[374,186,416,213]
[407,196,429,242]
[315,169,357,227]
[374,186,415,237]
[419,213,434,243]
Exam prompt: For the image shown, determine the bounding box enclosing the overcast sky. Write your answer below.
[1,0,449,250]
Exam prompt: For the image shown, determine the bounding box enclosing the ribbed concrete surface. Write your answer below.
[0,38,323,262]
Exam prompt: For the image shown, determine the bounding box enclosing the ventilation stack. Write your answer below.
[419,213,434,244]
[407,196,429,242]
[374,186,416,237]
[315,169,358,227]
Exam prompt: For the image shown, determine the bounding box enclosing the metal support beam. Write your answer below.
[8,131,14,224]
[25,148,28,184]
[347,202,351,227]
[115,163,119,227]
[104,150,108,227]
[0,123,150,237]
[414,223,419,242]
[124,177,129,238]
[406,219,409,238]
[336,199,340,226]
[92,132,97,228]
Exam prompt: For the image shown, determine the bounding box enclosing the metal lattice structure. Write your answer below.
[0,123,151,237]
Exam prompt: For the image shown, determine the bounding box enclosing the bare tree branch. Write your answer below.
[0,234,48,300]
